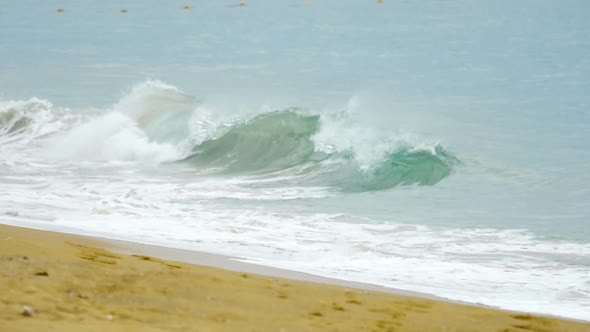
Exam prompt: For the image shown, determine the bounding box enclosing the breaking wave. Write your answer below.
[0,81,459,191]
[0,98,76,146]
[184,109,458,191]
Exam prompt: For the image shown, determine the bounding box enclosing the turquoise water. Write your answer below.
[1,0,589,320]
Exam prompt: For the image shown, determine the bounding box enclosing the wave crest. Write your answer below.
[187,109,325,172]
[1,82,459,191]
[184,109,458,191]
[0,98,73,145]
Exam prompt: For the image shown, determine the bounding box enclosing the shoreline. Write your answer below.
[1,220,588,325]
[0,218,445,301]
[92,232,590,324]
[1,223,590,331]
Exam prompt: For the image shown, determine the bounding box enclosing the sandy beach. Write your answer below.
[0,224,587,332]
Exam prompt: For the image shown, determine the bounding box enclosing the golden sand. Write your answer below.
[0,224,587,332]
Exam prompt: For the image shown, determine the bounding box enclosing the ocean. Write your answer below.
[1,0,589,321]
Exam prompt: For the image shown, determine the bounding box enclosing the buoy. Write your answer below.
[305,2,312,7]
[121,9,127,13]
[57,8,64,13]
[377,0,384,3]
[0,9,4,15]
[183,5,191,9]
[239,2,246,6]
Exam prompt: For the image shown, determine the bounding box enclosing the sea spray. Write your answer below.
[0,98,73,146]
[112,80,199,146]
[182,108,458,191]
[0,81,459,192]
[1,81,459,191]
[46,111,182,162]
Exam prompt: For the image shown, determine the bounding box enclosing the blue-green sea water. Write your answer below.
[1,0,589,320]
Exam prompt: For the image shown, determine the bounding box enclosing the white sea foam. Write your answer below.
[0,98,75,147]
[45,111,181,162]
[2,199,589,320]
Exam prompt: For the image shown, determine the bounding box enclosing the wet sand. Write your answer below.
[1,223,588,332]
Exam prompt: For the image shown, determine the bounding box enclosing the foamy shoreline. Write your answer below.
[0,217,445,300]
[2,222,590,332]
[2,218,588,324]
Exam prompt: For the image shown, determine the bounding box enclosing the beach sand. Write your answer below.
[0,224,587,332]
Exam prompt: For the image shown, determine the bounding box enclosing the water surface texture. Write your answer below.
[1,0,589,320]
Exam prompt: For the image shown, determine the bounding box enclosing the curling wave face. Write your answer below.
[184,109,458,191]
[0,81,459,192]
